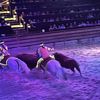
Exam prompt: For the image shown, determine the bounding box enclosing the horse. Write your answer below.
[0,54,67,80]
[16,52,81,75]
[53,52,82,76]
[0,56,30,74]
[0,52,81,76]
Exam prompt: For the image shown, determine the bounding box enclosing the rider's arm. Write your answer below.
[45,46,54,51]
[3,44,8,51]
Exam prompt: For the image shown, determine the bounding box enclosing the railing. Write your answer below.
[1,26,100,49]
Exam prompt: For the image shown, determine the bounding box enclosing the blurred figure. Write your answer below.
[0,41,10,56]
[0,47,4,62]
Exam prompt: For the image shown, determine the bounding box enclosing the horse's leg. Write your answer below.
[71,60,82,76]
[75,65,82,76]
[60,68,67,80]
[40,64,50,79]
[70,65,82,77]
[56,67,67,80]
[40,64,45,72]
[0,65,4,72]
[70,67,75,73]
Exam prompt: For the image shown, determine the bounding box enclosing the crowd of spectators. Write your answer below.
[10,0,100,32]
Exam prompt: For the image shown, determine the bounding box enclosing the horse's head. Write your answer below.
[53,52,65,60]
[54,52,70,60]
[53,52,81,75]
[53,52,59,58]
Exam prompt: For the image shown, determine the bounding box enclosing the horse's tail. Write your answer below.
[74,61,82,76]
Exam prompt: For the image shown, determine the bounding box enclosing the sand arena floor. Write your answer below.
[0,44,100,100]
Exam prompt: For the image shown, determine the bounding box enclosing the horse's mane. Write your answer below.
[54,52,69,60]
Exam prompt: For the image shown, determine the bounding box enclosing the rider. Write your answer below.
[0,41,10,67]
[0,46,7,67]
[0,41,10,56]
[0,47,4,62]
[36,43,54,68]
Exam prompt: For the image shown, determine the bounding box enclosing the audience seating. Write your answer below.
[10,0,100,32]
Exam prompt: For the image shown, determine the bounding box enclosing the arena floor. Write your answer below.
[0,43,100,100]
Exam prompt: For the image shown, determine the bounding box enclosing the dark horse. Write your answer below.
[1,52,81,75]
[16,53,38,70]
[53,52,82,76]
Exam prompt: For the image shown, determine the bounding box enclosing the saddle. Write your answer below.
[1,55,10,64]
